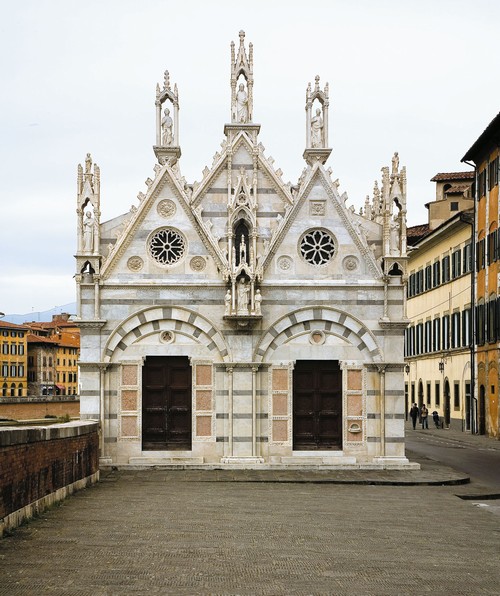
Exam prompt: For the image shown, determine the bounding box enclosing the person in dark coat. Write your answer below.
[409,403,420,430]
[432,410,440,428]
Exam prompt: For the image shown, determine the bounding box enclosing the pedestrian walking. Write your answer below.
[409,402,420,430]
[432,410,440,428]
[421,404,429,429]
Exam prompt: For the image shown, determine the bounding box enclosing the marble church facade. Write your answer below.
[75,32,414,468]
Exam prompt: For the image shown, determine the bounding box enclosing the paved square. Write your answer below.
[1,471,499,595]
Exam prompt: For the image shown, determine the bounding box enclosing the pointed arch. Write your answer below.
[103,306,232,363]
[253,306,383,362]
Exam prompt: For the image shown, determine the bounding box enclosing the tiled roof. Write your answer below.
[407,224,430,237]
[27,333,59,345]
[430,172,474,182]
[0,320,29,330]
[445,184,472,194]
[462,111,500,162]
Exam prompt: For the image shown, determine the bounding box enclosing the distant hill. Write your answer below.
[2,302,77,325]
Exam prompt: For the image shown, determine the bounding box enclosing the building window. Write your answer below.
[10,344,17,355]
[425,321,432,353]
[488,296,497,343]
[454,382,460,410]
[476,238,485,271]
[442,255,450,282]
[416,324,423,355]
[433,318,441,352]
[450,202,459,211]
[432,261,440,287]
[18,344,24,356]
[476,302,486,345]
[435,382,440,407]
[426,382,431,405]
[10,365,16,377]
[462,308,471,346]
[149,227,187,266]
[425,265,432,291]
[463,244,472,273]
[2,364,8,377]
[479,168,487,197]
[451,312,461,348]
[2,343,8,355]
[452,249,461,278]
[18,365,24,377]
[442,315,450,350]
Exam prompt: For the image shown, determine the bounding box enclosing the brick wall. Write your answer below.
[0,422,99,534]
[0,398,80,421]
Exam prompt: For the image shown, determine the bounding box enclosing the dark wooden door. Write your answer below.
[293,360,342,450]
[142,356,192,450]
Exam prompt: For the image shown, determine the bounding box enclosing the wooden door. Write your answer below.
[293,360,342,450]
[142,356,192,450]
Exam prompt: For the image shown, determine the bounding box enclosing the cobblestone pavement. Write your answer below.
[1,460,500,595]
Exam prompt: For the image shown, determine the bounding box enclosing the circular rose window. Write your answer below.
[299,229,336,266]
[149,228,186,265]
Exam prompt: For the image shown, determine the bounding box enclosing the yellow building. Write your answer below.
[0,321,28,397]
[462,112,500,438]
[405,172,474,430]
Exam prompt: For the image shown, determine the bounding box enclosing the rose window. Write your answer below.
[149,228,186,265]
[299,229,336,265]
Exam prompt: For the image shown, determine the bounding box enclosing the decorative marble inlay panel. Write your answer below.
[273,419,288,442]
[122,365,137,386]
[121,390,137,411]
[157,199,176,219]
[272,368,288,391]
[309,200,326,216]
[196,365,212,386]
[272,394,288,416]
[127,256,143,271]
[347,369,362,391]
[347,393,362,417]
[190,256,206,272]
[196,390,212,411]
[196,416,212,437]
[121,416,138,437]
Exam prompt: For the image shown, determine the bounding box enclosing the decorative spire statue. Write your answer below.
[303,75,331,166]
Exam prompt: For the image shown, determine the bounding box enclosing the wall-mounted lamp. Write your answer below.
[405,364,410,375]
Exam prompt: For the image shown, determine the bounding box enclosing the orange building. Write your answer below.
[462,112,500,438]
[0,321,28,397]
[25,314,80,397]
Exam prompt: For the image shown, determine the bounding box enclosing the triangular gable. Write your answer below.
[265,163,382,278]
[100,162,226,279]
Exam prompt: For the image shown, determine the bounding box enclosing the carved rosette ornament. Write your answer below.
[190,256,206,272]
[278,256,292,271]
[343,256,359,272]
[157,199,176,219]
[127,256,144,271]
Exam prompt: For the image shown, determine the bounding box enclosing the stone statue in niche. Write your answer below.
[239,234,247,264]
[236,278,250,315]
[310,107,324,148]
[83,211,94,252]
[254,289,262,315]
[224,289,232,315]
[236,82,249,123]
[390,217,401,256]
[161,108,173,146]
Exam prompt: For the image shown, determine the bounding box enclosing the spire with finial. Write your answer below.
[230,30,254,124]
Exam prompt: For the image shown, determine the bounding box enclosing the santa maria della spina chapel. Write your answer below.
[75,31,415,469]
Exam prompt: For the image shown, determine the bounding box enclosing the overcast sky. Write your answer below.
[1,0,498,315]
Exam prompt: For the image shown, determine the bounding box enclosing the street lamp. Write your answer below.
[438,360,445,373]
[405,364,410,375]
